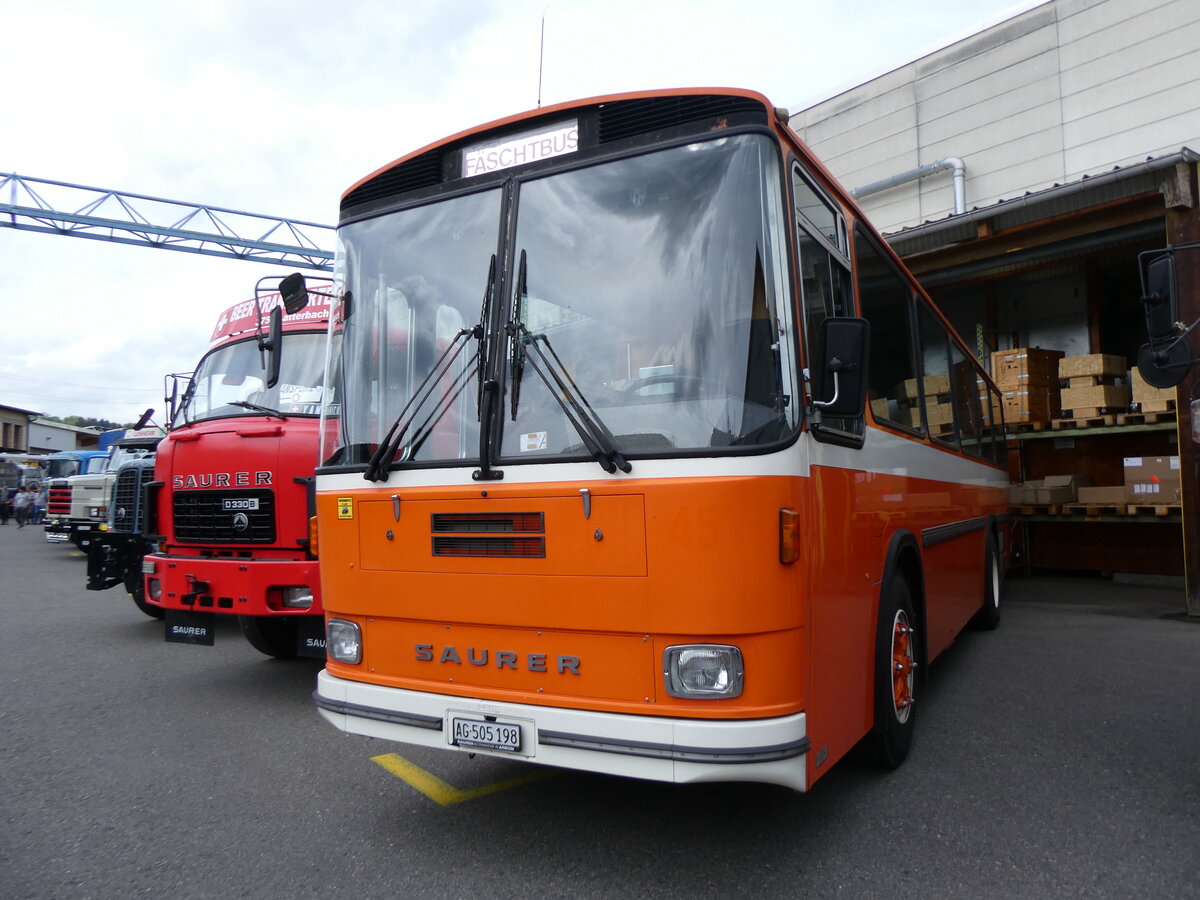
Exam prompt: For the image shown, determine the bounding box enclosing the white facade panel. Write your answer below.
[793,0,1200,235]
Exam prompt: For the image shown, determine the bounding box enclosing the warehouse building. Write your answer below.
[792,0,1200,611]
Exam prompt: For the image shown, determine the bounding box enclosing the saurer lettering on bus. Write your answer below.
[415,644,581,674]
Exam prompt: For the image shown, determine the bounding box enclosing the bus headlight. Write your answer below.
[281,587,314,609]
[663,645,744,698]
[327,619,362,664]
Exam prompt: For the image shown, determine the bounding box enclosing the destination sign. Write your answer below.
[462,120,579,177]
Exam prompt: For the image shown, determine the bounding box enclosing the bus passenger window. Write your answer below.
[792,166,857,438]
[855,228,920,433]
[915,300,958,446]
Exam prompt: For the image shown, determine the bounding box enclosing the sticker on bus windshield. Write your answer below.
[521,432,548,452]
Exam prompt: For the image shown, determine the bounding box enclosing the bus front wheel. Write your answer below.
[866,577,918,769]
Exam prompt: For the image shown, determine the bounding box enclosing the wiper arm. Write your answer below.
[508,256,630,475]
[229,400,287,419]
[363,255,495,483]
[362,326,479,482]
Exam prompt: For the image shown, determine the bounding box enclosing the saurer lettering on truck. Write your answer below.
[171,471,273,489]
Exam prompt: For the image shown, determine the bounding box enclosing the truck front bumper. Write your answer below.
[142,553,322,616]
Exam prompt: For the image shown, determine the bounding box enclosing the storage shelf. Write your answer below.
[1011,420,1177,440]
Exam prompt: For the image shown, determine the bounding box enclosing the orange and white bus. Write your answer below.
[308,88,1012,791]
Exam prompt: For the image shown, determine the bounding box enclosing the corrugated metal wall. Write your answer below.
[792,0,1200,234]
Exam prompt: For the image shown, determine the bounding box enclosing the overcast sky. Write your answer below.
[2,0,1039,425]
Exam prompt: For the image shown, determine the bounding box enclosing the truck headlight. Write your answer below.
[327,619,362,664]
[281,587,314,609]
[663,645,744,698]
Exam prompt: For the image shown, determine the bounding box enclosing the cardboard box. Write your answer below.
[1058,354,1127,379]
[1131,367,1176,404]
[996,387,1062,423]
[1010,481,1041,505]
[1060,384,1131,412]
[991,348,1064,384]
[1124,456,1181,504]
[898,398,955,429]
[1035,474,1091,505]
[1075,485,1127,506]
[897,374,951,401]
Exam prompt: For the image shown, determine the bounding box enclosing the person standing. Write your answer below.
[13,485,32,528]
[33,483,47,525]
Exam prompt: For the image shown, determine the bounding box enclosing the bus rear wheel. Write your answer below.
[238,615,298,659]
[865,577,918,769]
[971,534,1002,631]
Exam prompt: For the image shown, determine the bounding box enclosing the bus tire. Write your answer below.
[238,615,298,659]
[971,534,1002,631]
[866,577,918,769]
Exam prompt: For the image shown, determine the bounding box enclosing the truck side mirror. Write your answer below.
[266,306,284,389]
[279,272,309,314]
[812,317,870,418]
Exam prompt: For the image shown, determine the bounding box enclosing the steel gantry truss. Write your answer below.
[0,172,334,270]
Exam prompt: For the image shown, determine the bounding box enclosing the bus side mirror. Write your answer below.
[813,317,870,418]
[266,306,284,389]
[1136,252,1192,389]
[279,272,310,314]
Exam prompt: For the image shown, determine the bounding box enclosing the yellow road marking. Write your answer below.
[372,753,555,806]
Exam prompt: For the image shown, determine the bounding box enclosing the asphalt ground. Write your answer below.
[1,522,1197,899]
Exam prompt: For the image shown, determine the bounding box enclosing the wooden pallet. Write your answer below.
[1061,503,1127,516]
[1117,410,1176,427]
[1051,413,1118,430]
[1009,420,1052,433]
[1125,503,1180,517]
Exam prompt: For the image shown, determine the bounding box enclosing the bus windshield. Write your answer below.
[332,133,796,469]
[176,332,330,426]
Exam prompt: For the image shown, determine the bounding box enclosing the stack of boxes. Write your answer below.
[1013,455,1182,510]
[1131,368,1176,413]
[989,348,1063,426]
[896,374,953,434]
[1058,353,1130,417]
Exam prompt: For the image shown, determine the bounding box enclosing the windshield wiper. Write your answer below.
[363,256,495,483]
[507,251,631,475]
[229,400,287,419]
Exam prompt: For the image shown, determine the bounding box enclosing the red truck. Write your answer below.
[142,279,334,658]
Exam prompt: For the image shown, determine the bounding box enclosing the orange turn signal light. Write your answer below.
[779,508,800,564]
[309,515,319,558]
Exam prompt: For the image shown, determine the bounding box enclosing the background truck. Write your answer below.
[86,441,163,617]
[141,278,333,658]
[45,429,161,550]
[43,448,119,547]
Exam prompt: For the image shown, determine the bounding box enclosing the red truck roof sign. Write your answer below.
[210,290,332,343]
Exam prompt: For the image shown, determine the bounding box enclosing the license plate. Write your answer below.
[451,717,521,753]
[223,498,259,511]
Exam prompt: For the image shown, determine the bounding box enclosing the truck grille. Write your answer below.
[172,489,276,544]
[49,484,71,516]
[111,467,152,534]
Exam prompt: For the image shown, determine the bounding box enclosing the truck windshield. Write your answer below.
[176,332,330,426]
[330,132,796,468]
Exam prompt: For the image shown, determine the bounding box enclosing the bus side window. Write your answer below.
[792,164,859,438]
[855,226,921,434]
[948,339,986,459]
[915,300,957,446]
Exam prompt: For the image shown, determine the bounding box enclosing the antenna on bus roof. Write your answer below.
[537,5,548,107]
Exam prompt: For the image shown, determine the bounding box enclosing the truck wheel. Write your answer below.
[864,577,918,769]
[238,615,298,659]
[130,594,165,620]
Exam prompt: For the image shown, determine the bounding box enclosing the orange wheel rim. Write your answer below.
[891,610,915,723]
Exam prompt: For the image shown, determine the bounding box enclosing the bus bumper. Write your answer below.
[314,669,810,791]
